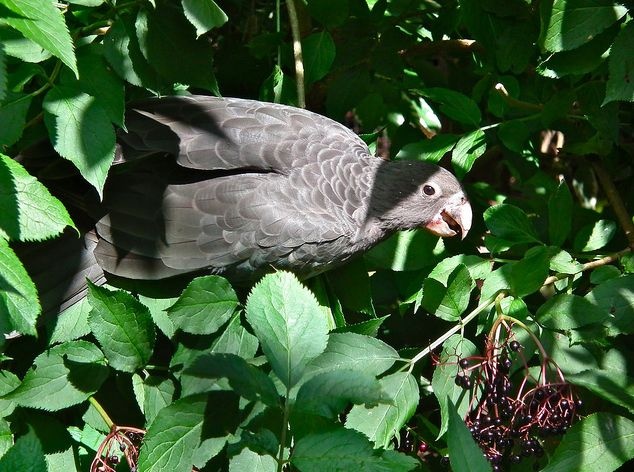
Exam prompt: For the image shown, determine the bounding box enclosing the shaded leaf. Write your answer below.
[447,399,491,472]
[604,21,634,104]
[246,272,329,389]
[452,129,486,179]
[181,0,228,37]
[537,293,608,331]
[303,31,336,85]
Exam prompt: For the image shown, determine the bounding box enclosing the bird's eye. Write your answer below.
[423,185,436,196]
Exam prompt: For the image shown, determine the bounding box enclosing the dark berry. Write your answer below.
[459,358,469,368]
[509,340,522,351]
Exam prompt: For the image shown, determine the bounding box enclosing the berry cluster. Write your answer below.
[91,425,145,472]
[455,321,581,470]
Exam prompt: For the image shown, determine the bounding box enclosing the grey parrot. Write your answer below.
[92,95,472,282]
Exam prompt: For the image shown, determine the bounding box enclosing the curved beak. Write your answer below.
[424,193,472,240]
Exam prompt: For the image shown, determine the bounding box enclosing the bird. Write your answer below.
[20,95,472,313]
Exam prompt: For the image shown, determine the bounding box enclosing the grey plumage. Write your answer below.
[93,96,471,281]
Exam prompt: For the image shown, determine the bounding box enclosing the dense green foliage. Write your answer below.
[1,0,634,471]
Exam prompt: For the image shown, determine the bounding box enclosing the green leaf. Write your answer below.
[137,395,208,472]
[420,88,481,126]
[141,376,177,425]
[181,0,228,37]
[549,249,584,274]
[542,413,634,472]
[366,229,443,271]
[304,332,400,381]
[246,271,329,389]
[345,372,418,449]
[510,246,553,298]
[6,340,108,411]
[423,264,474,321]
[451,129,486,179]
[484,204,541,245]
[87,282,155,373]
[427,254,491,286]
[432,335,478,438]
[537,293,608,331]
[446,399,491,472]
[136,4,218,92]
[540,0,627,53]
[229,448,277,472]
[303,31,336,85]
[42,85,115,197]
[167,275,238,335]
[0,92,32,147]
[295,369,390,419]
[1,0,77,76]
[568,369,634,414]
[326,259,375,316]
[0,428,46,472]
[291,427,418,472]
[0,238,40,336]
[0,369,20,417]
[604,21,634,104]
[184,353,279,406]
[102,15,162,91]
[411,97,442,132]
[307,0,349,27]
[72,47,125,127]
[0,417,10,459]
[46,297,91,345]
[573,219,616,252]
[0,154,75,242]
[585,275,634,335]
[549,180,573,246]
[395,134,459,163]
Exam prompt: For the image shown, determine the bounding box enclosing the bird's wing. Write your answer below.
[95,156,371,280]
[117,95,372,172]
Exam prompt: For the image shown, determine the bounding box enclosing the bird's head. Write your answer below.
[368,160,472,239]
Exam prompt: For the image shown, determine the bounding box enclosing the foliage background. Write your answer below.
[1,0,634,471]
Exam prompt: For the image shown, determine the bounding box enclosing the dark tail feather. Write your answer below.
[16,230,105,321]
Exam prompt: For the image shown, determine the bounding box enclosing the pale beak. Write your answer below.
[424,193,472,239]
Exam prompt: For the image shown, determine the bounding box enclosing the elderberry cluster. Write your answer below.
[455,331,581,470]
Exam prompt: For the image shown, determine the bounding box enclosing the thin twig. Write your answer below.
[542,247,632,286]
[285,0,305,108]
[592,161,634,248]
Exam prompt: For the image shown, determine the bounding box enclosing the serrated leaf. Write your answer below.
[0,417,10,458]
[87,282,155,373]
[181,0,227,37]
[246,271,329,389]
[291,427,418,472]
[304,332,400,381]
[542,413,634,472]
[167,275,238,335]
[42,86,115,197]
[484,204,541,245]
[0,369,20,418]
[428,254,491,286]
[452,129,486,179]
[0,154,75,242]
[540,0,627,53]
[573,219,616,252]
[295,369,390,419]
[1,0,77,76]
[6,340,108,411]
[568,369,634,414]
[0,428,46,472]
[303,31,336,85]
[421,88,481,126]
[0,238,40,336]
[549,181,573,246]
[326,258,375,316]
[185,353,279,406]
[345,372,418,449]
[447,399,491,472]
[436,264,475,321]
[395,134,459,163]
[432,335,478,439]
[537,293,608,331]
[604,21,634,104]
[137,395,208,472]
[46,297,91,345]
